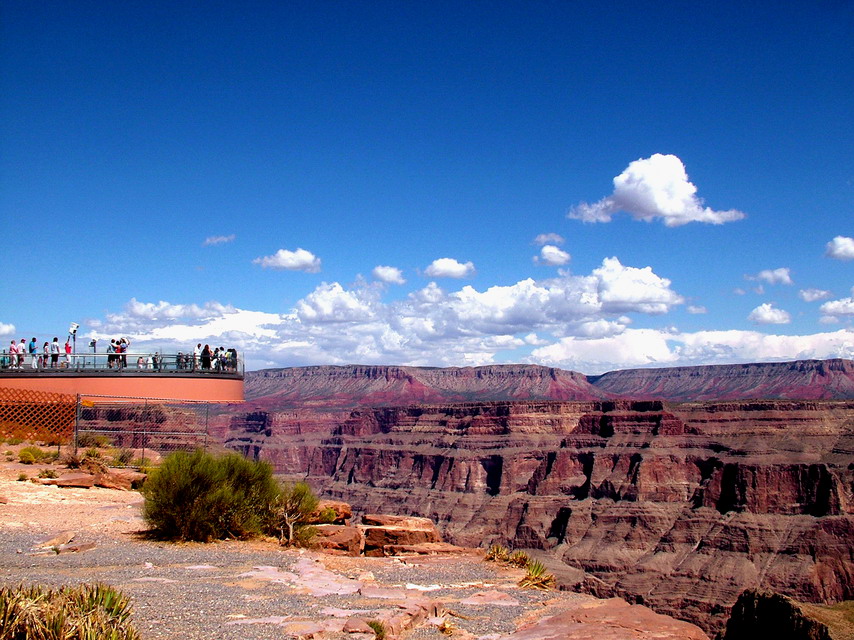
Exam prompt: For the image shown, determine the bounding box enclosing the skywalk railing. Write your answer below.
[0,351,243,376]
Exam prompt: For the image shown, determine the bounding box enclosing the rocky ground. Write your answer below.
[0,450,709,640]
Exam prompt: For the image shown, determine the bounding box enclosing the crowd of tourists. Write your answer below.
[2,336,71,369]
[1,335,239,373]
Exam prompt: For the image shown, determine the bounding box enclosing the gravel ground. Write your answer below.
[0,471,590,640]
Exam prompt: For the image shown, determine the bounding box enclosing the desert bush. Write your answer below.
[143,449,278,542]
[60,451,81,468]
[367,620,387,640]
[508,550,531,568]
[38,469,58,479]
[518,559,556,590]
[17,472,27,481]
[6,436,23,445]
[0,582,140,639]
[484,544,510,562]
[111,447,134,467]
[19,446,45,464]
[265,481,320,546]
[81,448,108,474]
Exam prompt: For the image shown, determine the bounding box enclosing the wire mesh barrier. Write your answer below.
[0,386,76,443]
[0,387,216,465]
[74,396,213,464]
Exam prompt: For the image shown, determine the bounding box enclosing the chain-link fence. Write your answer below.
[0,387,219,465]
[74,395,214,464]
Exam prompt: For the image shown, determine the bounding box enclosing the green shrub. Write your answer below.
[38,469,58,479]
[6,436,23,445]
[0,582,140,639]
[19,446,45,464]
[17,472,27,481]
[508,550,531,567]
[265,481,320,546]
[111,448,134,467]
[367,620,387,640]
[143,449,278,542]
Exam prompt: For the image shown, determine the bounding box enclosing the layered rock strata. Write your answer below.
[231,399,854,634]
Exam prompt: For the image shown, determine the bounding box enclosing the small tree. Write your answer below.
[267,482,319,545]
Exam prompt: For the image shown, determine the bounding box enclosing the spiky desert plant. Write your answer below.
[518,560,556,590]
[484,544,510,562]
[0,583,141,640]
[508,550,531,567]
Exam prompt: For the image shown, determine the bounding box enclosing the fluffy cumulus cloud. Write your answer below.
[253,248,321,272]
[749,268,793,286]
[820,291,854,319]
[593,257,683,314]
[825,236,854,261]
[687,305,707,314]
[534,245,571,266]
[372,265,406,285]
[296,282,378,323]
[799,288,832,302]
[748,303,791,325]
[568,154,745,227]
[203,234,235,246]
[0,322,15,335]
[79,252,854,374]
[424,258,475,279]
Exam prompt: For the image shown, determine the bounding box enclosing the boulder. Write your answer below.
[361,518,442,557]
[308,500,352,524]
[44,472,96,488]
[94,468,147,490]
[314,524,363,556]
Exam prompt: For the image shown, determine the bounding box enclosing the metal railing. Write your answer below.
[0,351,243,375]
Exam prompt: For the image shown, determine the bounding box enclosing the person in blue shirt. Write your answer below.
[28,337,38,369]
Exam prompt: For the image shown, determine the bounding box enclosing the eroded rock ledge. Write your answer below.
[229,399,854,635]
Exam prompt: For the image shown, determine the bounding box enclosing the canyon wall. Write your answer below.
[227,398,854,634]
[223,360,854,634]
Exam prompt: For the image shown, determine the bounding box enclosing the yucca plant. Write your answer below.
[484,544,510,562]
[0,583,140,640]
[507,550,530,567]
[518,559,556,590]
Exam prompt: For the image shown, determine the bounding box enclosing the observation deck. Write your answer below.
[0,352,244,403]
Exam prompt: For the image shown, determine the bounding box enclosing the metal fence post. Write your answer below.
[74,394,81,455]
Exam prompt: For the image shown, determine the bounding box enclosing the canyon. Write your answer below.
[223,359,854,635]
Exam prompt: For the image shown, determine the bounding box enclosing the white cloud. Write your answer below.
[534,233,564,246]
[593,257,683,314]
[687,305,707,314]
[372,265,406,285]
[748,303,791,325]
[568,154,745,227]
[253,248,321,272]
[533,327,854,374]
[0,322,15,335]
[296,282,377,323]
[825,236,854,261]
[820,295,854,318]
[799,288,832,302]
[203,234,235,246]
[424,258,475,279]
[534,245,571,266]
[749,267,793,285]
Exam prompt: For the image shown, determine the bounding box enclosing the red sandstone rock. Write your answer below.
[308,499,352,524]
[505,597,709,639]
[43,472,96,488]
[361,514,442,557]
[314,524,363,556]
[94,469,147,491]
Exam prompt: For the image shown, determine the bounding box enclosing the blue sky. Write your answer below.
[2,1,852,373]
